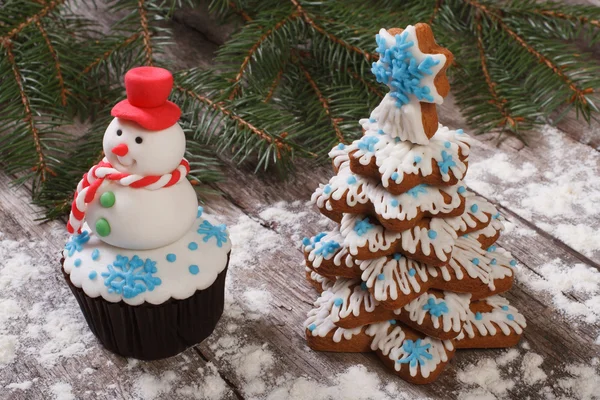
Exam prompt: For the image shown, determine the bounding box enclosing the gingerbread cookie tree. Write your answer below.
[301,24,526,384]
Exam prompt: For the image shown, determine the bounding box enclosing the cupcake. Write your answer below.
[61,67,231,360]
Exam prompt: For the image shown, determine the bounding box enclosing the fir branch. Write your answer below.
[264,67,285,103]
[429,0,442,24]
[1,39,54,182]
[345,67,384,99]
[0,0,64,41]
[465,0,592,105]
[534,10,600,30]
[138,0,154,65]
[296,56,346,144]
[35,19,68,106]
[228,1,253,22]
[80,33,142,75]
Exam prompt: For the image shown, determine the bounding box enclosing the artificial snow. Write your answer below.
[49,382,75,400]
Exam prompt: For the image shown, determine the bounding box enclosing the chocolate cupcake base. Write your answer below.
[62,256,228,360]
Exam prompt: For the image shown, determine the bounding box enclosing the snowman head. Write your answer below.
[107,66,184,175]
[103,118,185,175]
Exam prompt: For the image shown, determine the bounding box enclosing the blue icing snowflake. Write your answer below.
[397,339,433,367]
[437,151,456,174]
[407,184,428,198]
[102,255,162,299]
[64,231,90,257]
[357,136,379,152]
[372,30,441,107]
[197,220,228,248]
[314,240,340,258]
[354,218,374,236]
[422,298,449,317]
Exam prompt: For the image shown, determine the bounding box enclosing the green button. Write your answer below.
[96,218,111,237]
[100,191,115,208]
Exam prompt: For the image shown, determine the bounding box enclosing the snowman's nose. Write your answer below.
[111,143,129,156]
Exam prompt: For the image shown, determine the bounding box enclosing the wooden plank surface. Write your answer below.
[2,4,600,400]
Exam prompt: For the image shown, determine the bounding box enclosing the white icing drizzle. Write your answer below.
[403,292,471,333]
[305,266,335,292]
[368,94,427,144]
[312,163,370,212]
[461,295,526,338]
[399,217,456,262]
[359,255,438,302]
[304,229,356,270]
[366,181,463,223]
[471,217,505,239]
[326,278,378,323]
[340,214,402,256]
[304,290,363,343]
[366,321,454,378]
[444,192,499,234]
[328,144,350,170]
[440,235,514,289]
[349,132,393,167]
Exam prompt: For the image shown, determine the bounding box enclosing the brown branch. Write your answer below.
[1,39,53,181]
[174,84,291,158]
[535,9,600,29]
[264,68,285,103]
[80,33,141,75]
[229,12,298,100]
[475,16,521,129]
[465,0,592,104]
[137,0,153,66]
[346,67,384,99]
[0,0,64,42]
[429,0,442,24]
[228,1,253,22]
[296,59,346,144]
[36,19,68,106]
[290,0,378,62]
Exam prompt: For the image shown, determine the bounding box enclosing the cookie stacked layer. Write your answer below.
[301,23,525,384]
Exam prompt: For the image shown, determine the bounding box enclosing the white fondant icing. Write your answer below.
[63,213,231,306]
[460,295,526,339]
[304,288,364,343]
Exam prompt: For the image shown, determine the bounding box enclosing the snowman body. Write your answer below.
[83,117,198,249]
[86,180,197,250]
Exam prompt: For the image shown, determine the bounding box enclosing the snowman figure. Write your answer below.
[67,67,198,250]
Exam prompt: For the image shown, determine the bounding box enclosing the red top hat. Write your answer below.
[111,67,181,131]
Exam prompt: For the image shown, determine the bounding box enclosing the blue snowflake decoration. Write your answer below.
[397,339,433,367]
[357,136,379,153]
[102,255,162,299]
[354,218,374,236]
[64,231,90,257]
[197,220,228,248]
[314,240,341,258]
[422,298,449,317]
[407,184,428,198]
[437,151,456,174]
[372,31,441,107]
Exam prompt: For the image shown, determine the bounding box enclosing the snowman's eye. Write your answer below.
[135,137,143,144]
[116,129,122,136]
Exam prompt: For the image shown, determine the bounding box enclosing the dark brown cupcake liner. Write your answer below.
[61,253,229,360]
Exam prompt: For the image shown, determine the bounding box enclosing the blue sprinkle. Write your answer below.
[493,213,501,219]
[428,230,437,239]
[74,259,81,267]
[314,233,326,243]
[391,172,399,181]
[88,271,97,280]
[389,320,396,324]
[490,258,497,265]
[197,206,204,218]
[395,137,401,143]
[378,129,385,135]
[457,129,464,134]
[408,268,416,277]
[393,253,402,260]
[369,118,376,123]
[188,242,198,250]
[91,249,100,261]
[507,314,515,321]
[463,234,469,238]
[472,258,480,266]
[391,199,399,207]
[308,324,317,331]
[475,312,483,321]
[360,282,368,290]
[457,186,466,194]
[501,305,509,311]
[377,273,385,281]
[189,265,199,275]
[470,204,479,213]
[323,185,332,195]
[302,237,311,246]
[414,155,422,163]
[510,259,517,267]
[347,176,357,184]
[337,143,345,150]
[334,298,343,307]
[166,254,176,262]
[444,141,451,148]
[488,245,497,252]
